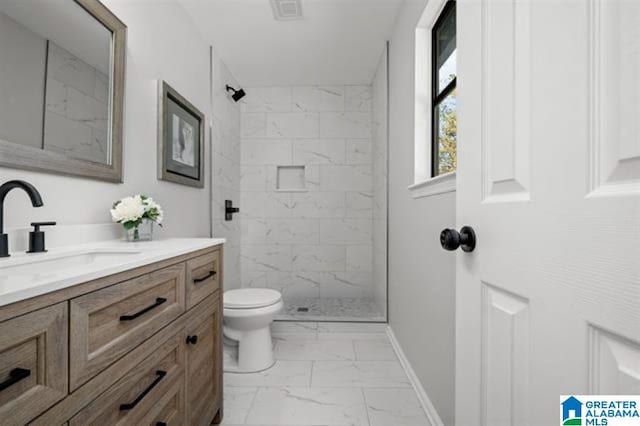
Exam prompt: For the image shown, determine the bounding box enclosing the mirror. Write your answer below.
[0,0,126,182]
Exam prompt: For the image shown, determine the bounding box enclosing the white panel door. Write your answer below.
[456,0,640,424]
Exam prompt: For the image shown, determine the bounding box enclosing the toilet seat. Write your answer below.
[224,288,282,309]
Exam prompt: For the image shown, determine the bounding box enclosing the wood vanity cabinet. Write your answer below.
[0,245,223,426]
[184,300,221,426]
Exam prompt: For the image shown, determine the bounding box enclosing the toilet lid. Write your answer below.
[224,288,282,309]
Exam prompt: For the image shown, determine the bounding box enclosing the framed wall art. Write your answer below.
[157,80,205,188]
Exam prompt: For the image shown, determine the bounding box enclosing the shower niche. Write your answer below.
[276,165,306,191]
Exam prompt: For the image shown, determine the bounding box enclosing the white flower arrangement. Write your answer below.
[111,194,164,230]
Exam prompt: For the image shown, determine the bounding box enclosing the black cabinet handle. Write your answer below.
[193,271,216,283]
[119,370,167,411]
[156,423,167,426]
[120,298,167,321]
[0,368,30,392]
[186,335,198,345]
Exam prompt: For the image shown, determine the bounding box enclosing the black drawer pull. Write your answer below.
[193,271,216,283]
[0,368,30,392]
[119,370,167,411]
[186,335,198,345]
[156,423,167,426]
[120,298,167,321]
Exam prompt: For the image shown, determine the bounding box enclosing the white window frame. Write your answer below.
[409,0,457,199]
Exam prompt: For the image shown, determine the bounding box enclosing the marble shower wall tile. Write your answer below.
[291,245,346,272]
[292,139,346,164]
[319,165,372,191]
[241,112,267,138]
[213,152,238,189]
[345,85,373,112]
[241,139,292,165]
[240,85,376,303]
[241,244,292,272]
[292,86,345,112]
[346,139,373,164]
[211,51,242,291]
[371,48,389,318]
[346,245,374,271]
[240,165,268,191]
[240,192,292,218]
[243,219,319,245]
[319,219,372,245]
[266,271,321,298]
[345,192,374,218]
[317,271,374,298]
[241,268,268,289]
[319,112,371,138]
[290,192,345,218]
[267,113,319,138]
[240,86,292,113]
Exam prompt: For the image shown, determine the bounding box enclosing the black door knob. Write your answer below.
[440,226,476,252]
[186,335,198,345]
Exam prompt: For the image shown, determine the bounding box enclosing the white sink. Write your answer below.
[0,249,142,277]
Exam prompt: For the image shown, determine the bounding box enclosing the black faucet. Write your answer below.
[0,180,44,258]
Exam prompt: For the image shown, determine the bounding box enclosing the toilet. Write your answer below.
[223,288,283,373]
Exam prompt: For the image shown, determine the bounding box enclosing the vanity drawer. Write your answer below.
[69,263,186,390]
[137,371,185,426]
[0,303,68,426]
[69,332,185,426]
[185,250,220,309]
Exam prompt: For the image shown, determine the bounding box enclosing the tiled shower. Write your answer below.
[236,48,388,322]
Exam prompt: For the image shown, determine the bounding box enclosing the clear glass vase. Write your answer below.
[125,219,154,242]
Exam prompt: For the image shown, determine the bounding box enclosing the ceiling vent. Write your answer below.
[270,0,303,20]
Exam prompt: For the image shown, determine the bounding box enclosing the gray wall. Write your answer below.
[0,0,212,241]
[387,0,456,424]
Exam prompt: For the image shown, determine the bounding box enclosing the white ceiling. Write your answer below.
[178,0,403,87]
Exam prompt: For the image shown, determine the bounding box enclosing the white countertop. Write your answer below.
[0,238,225,308]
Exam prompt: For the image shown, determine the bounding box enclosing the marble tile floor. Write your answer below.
[221,322,429,426]
[277,297,386,322]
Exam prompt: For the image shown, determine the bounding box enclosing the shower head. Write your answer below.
[226,85,246,102]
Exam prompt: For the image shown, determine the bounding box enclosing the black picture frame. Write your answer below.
[157,80,205,188]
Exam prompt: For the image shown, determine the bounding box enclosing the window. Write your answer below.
[431,0,457,177]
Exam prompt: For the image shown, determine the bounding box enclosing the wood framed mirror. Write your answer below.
[0,0,126,182]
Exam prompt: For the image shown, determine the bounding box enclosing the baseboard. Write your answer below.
[386,326,445,426]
